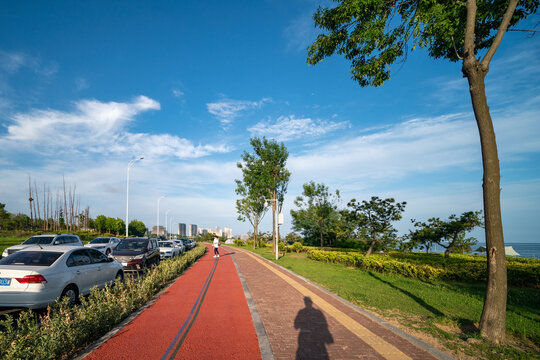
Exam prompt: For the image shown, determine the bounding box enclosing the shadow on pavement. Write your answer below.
[294,296,334,360]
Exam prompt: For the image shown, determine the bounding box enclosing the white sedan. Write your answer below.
[0,246,124,309]
[171,240,186,254]
[85,236,121,256]
[158,241,181,259]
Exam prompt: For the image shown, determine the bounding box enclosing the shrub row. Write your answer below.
[0,244,206,360]
[307,250,540,287]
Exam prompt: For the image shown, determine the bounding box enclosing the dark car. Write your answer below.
[179,238,195,250]
[110,238,160,273]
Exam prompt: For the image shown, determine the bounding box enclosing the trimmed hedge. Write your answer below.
[307,250,540,287]
[0,244,206,360]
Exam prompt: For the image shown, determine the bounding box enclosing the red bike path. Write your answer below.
[84,244,261,360]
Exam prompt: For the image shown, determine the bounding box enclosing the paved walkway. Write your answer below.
[82,245,450,360]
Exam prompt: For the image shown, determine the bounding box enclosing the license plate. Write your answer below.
[0,278,11,286]
[122,263,127,266]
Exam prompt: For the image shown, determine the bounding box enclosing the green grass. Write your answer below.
[0,236,27,255]
[235,245,540,359]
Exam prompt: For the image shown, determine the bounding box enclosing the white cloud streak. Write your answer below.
[1,95,231,159]
[248,115,350,141]
[207,98,271,128]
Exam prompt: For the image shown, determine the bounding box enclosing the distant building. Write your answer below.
[151,226,167,237]
[215,226,222,237]
[201,228,208,235]
[178,223,187,237]
[190,224,197,237]
[223,227,232,239]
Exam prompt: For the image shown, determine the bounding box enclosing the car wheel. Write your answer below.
[60,285,79,307]
[115,271,124,282]
[155,257,160,266]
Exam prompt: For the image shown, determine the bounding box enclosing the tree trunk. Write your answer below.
[320,229,323,247]
[254,217,258,249]
[463,59,507,344]
[366,232,377,256]
[444,248,450,258]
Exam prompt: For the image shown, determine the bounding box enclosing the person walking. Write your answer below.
[213,236,220,258]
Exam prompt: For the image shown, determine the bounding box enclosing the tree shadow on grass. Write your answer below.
[294,297,334,360]
[367,272,445,317]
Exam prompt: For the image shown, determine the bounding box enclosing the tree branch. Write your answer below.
[464,0,478,61]
[481,0,519,68]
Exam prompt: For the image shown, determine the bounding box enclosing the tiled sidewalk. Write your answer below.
[227,246,451,360]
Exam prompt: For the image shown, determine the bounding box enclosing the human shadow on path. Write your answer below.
[294,297,334,360]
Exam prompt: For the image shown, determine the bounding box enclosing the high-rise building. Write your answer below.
[178,223,187,237]
[201,228,208,235]
[215,226,222,237]
[190,224,197,237]
[151,226,167,237]
[224,227,232,239]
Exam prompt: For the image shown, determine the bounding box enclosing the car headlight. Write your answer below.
[134,254,145,260]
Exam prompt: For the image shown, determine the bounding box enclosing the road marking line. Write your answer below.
[244,252,412,360]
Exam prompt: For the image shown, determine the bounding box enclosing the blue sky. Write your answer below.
[0,1,539,243]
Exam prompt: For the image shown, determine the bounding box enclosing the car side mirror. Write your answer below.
[54,241,60,245]
[107,257,114,262]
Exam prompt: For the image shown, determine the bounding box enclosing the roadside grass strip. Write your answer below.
[0,244,206,360]
[244,251,412,360]
[161,255,219,360]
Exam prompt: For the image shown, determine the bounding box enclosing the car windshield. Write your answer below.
[0,251,62,266]
[90,238,110,244]
[159,242,173,248]
[22,236,56,245]
[116,240,148,251]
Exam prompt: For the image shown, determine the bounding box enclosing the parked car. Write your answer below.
[110,238,160,273]
[2,234,83,258]
[85,237,121,256]
[171,240,186,254]
[179,238,195,250]
[158,241,181,259]
[0,246,124,309]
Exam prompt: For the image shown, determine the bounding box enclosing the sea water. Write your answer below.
[425,242,540,259]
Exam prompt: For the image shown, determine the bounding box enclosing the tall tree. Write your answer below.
[237,137,290,250]
[410,211,483,257]
[235,197,269,248]
[291,181,341,247]
[307,0,538,343]
[128,219,147,237]
[0,203,9,230]
[347,196,406,256]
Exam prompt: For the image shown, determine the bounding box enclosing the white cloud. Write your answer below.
[248,115,350,141]
[1,95,231,159]
[0,50,26,74]
[172,89,184,98]
[0,50,57,78]
[75,77,89,91]
[288,106,540,189]
[6,95,160,142]
[207,97,271,128]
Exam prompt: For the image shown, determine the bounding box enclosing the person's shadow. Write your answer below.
[294,297,334,360]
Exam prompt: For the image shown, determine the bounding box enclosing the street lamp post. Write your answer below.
[125,157,143,237]
[265,198,281,260]
[165,210,171,240]
[157,196,166,239]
